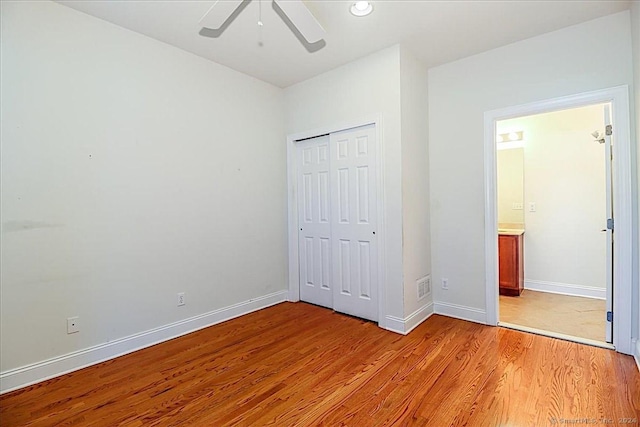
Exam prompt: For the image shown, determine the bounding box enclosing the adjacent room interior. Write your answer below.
[1,0,640,425]
[496,104,610,345]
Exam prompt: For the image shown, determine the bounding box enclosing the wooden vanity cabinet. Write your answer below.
[498,233,524,296]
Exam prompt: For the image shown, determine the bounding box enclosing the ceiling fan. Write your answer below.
[199,0,326,44]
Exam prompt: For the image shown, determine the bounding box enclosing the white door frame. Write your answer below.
[287,116,386,327]
[483,85,634,355]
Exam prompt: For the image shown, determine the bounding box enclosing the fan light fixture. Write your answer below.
[350,1,373,17]
[199,0,326,44]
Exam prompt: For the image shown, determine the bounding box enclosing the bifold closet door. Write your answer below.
[297,135,333,309]
[330,125,378,322]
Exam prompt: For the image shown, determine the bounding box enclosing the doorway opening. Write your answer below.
[495,103,612,346]
[483,86,634,355]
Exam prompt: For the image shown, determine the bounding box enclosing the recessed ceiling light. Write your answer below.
[350,1,373,17]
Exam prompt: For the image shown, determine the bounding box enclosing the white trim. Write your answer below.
[484,109,499,326]
[287,126,300,303]
[434,301,486,324]
[404,303,434,333]
[633,339,640,373]
[484,85,634,355]
[0,290,288,395]
[499,322,615,350]
[384,315,405,334]
[286,116,388,328]
[384,302,434,335]
[524,280,606,300]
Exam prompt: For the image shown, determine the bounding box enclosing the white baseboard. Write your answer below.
[385,301,434,335]
[433,301,487,324]
[0,290,288,395]
[633,339,640,373]
[384,316,405,334]
[524,280,605,300]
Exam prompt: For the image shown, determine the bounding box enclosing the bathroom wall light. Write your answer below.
[350,1,373,17]
[496,130,523,143]
[496,130,524,150]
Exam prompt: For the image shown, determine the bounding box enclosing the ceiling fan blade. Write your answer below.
[272,0,326,43]
[199,0,245,30]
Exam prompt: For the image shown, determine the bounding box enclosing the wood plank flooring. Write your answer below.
[500,290,606,342]
[1,302,639,426]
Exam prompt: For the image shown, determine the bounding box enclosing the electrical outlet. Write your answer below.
[67,317,79,334]
[529,202,537,212]
[177,292,185,306]
[441,278,449,290]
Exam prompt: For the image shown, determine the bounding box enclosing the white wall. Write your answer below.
[496,148,524,225]
[631,1,640,362]
[499,105,607,291]
[428,12,634,314]
[284,46,405,321]
[400,47,432,317]
[1,1,286,373]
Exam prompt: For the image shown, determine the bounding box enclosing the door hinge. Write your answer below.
[606,311,613,322]
[605,125,612,136]
[607,218,614,231]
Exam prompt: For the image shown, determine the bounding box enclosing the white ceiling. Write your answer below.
[58,0,631,88]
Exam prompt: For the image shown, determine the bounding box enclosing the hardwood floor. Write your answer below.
[500,290,606,342]
[1,302,639,426]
